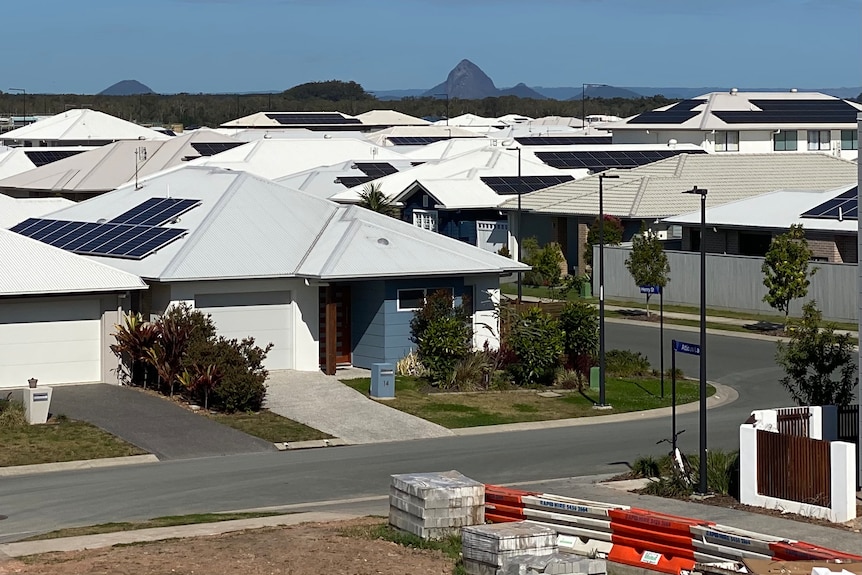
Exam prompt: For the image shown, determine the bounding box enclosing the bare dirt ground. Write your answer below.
[0,518,455,575]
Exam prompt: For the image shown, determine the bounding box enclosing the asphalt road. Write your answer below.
[0,322,787,541]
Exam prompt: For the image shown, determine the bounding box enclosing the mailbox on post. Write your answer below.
[370,363,395,399]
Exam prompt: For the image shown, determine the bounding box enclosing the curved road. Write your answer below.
[0,322,786,541]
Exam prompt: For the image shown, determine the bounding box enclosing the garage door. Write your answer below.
[195,291,292,370]
[0,298,101,388]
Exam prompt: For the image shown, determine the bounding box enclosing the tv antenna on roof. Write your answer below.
[134,146,147,190]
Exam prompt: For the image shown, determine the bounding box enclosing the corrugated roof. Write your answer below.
[357,110,430,126]
[36,165,526,282]
[500,153,859,218]
[0,227,146,296]
[0,131,241,194]
[0,109,170,143]
[0,195,75,228]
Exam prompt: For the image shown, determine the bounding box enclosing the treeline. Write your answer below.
[0,84,676,128]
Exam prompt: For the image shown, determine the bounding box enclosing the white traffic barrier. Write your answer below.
[522,506,613,534]
[690,524,789,560]
[522,494,629,519]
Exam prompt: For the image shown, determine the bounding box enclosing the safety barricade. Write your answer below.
[484,485,533,523]
[769,540,862,562]
[690,524,784,562]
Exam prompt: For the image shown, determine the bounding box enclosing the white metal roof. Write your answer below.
[220,111,359,128]
[36,165,526,282]
[0,227,145,296]
[356,110,430,126]
[275,159,420,200]
[0,146,93,181]
[0,131,241,194]
[664,185,858,232]
[193,138,409,180]
[366,125,486,147]
[0,195,75,228]
[0,109,170,144]
[500,153,859,219]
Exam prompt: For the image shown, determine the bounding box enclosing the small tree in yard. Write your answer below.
[410,290,473,385]
[625,226,670,317]
[357,182,399,218]
[762,224,816,323]
[584,215,623,267]
[775,301,856,407]
[558,300,599,375]
[522,237,565,288]
[508,307,564,385]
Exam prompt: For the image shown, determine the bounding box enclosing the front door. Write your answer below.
[319,285,351,373]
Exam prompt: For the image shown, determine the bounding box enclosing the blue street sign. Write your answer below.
[639,285,661,295]
[673,340,701,356]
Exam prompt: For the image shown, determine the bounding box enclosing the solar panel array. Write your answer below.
[23,149,86,167]
[337,176,374,188]
[386,136,450,145]
[714,99,859,124]
[535,149,706,170]
[110,198,200,226]
[800,186,858,220]
[353,162,399,177]
[480,175,574,195]
[515,136,613,146]
[264,113,361,125]
[11,218,187,259]
[190,142,245,156]
[627,100,704,125]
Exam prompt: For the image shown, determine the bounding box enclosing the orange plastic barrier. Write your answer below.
[609,508,713,536]
[484,485,534,506]
[485,502,526,520]
[770,541,862,562]
[485,512,521,523]
[607,542,695,575]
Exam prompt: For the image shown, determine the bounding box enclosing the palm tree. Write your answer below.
[357,182,399,218]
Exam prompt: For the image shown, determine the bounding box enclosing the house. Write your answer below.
[0,108,170,147]
[275,159,421,200]
[0,145,97,181]
[499,153,859,273]
[603,90,862,160]
[663,184,858,263]
[367,125,487,149]
[0,228,146,389]
[10,166,525,374]
[0,131,242,200]
[220,111,364,131]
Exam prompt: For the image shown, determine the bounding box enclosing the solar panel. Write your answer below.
[386,136,450,145]
[480,175,574,195]
[353,162,399,177]
[11,218,188,260]
[190,142,245,156]
[627,111,698,125]
[263,113,361,125]
[515,136,613,146]
[800,186,858,220]
[23,149,86,167]
[110,198,200,226]
[535,149,705,170]
[337,176,374,188]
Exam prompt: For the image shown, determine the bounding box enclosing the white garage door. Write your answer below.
[195,291,292,370]
[0,298,101,388]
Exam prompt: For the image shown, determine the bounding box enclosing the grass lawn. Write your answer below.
[0,419,147,467]
[341,376,712,429]
[22,512,285,541]
[207,409,332,443]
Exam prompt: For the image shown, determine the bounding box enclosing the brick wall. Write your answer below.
[807,231,840,262]
[835,234,857,264]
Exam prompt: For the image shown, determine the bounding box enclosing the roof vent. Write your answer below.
[668,139,678,148]
[790,88,798,93]
[730,88,739,95]
[377,237,390,246]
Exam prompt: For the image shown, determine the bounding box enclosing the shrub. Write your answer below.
[558,301,598,375]
[553,367,584,390]
[522,238,565,287]
[631,455,662,478]
[641,475,692,498]
[688,450,739,496]
[446,352,492,391]
[396,350,428,378]
[508,307,564,385]
[410,290,473,384]
[0,394,26,428]
[605,349,651,377]
[188,336,271,413]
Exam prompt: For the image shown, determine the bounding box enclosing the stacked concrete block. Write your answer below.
[462,521,558,575]
[501,555,607,575]
[389,470,485,540]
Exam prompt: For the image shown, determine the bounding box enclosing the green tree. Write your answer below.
[508,307,564,385]
[584,215,624,267]
[625,226,670,317]
[558,301,599,375]
[357,182,399,218]
[282,80,373,101]
[761,224,816,322]
[775,301,856,407]
[521,237,565,287]
[410,290,473,384]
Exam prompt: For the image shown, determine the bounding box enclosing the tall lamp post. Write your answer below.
[581,84,609,132]
[9,88,26,127]
[506,146,523,303]
[435,93,450,127]
[683,185,708,495]
[597,171,619,407]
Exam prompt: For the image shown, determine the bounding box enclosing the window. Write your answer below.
[714,131,739,152]
[773,130,797,151]
[412,209,438,232]
[841,130,858,150]
[397,287,454,311]
[807,130,830,151]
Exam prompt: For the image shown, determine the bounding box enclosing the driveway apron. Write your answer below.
[50,384,276,460]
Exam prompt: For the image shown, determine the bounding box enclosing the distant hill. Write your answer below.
[99,80,155,96]
[425,59,499,100]
[500,83,548,100]
[567,85,642,100]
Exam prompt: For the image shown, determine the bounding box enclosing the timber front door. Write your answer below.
[319,285,351,373]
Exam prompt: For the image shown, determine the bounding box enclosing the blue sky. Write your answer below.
[6,0,861,94]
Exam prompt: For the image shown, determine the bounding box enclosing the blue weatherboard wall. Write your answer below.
[349,277,466,369]
[400,188,505,246]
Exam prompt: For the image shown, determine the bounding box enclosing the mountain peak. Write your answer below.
[424,59,498,100]
[98,80,155,96]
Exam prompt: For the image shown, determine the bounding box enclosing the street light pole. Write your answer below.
[507,146,523,303]
[9,88,25,127]
[683,185,709,495]
[598,172,619,407]
[435,93,450,127]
